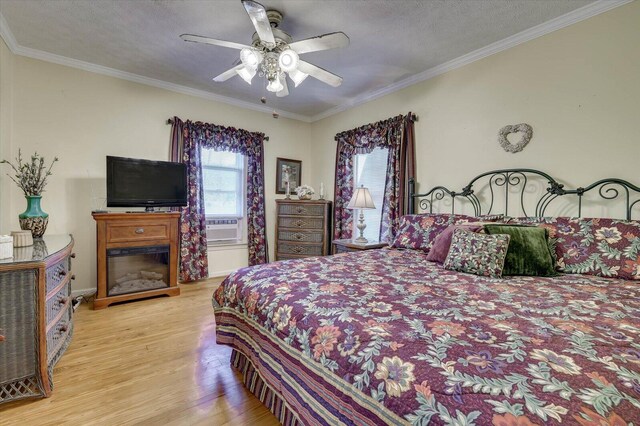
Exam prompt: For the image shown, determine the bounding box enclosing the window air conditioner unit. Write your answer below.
[206,218,241,243]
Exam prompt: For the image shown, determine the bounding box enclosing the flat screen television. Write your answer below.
[106,156,187,210]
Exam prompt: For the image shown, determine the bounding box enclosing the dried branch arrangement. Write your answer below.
[1,150,59,196]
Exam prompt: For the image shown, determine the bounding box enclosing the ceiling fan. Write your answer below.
[180,0,349,97]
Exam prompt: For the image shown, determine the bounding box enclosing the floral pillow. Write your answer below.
[443,228,511,278]
[389,213,477,253]
[507,216,640,280]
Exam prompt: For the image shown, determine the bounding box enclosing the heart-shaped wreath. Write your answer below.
[498,123,533,153]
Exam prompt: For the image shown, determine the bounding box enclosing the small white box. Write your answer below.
[11,231,33,247]
[0,235,13,259]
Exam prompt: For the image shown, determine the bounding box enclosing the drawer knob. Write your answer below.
[295,220,304,227]
[296,207,305,214]
[294,247,302,253]
[59,270,67,277]
[295,234,303,240]
[135,228,145,234]
[70,253,76,259]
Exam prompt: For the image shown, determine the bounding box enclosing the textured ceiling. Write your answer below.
[0,0,596,119]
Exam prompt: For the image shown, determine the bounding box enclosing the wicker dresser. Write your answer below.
[275,199,332,260]
[0,234,75,404]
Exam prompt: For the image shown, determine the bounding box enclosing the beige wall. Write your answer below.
[2,1,639,293]
[0,47,311,293]
[0,38,14,233]
[309,2,640,218]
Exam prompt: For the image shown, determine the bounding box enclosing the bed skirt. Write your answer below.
[230,348,301,425]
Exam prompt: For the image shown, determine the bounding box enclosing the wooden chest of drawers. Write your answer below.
[275,199,332,260]
[0,234,75,404]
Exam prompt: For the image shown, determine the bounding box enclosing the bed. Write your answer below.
[213,169,640,425]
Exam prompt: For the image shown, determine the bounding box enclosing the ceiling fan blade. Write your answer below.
[180,34,249,50]
[242,0,276,46]
[297,61,343,87]
[289,32,350,55]
[213,65,244,82]
[276,79,289,97]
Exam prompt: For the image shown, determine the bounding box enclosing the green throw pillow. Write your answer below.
[484,224,557,277]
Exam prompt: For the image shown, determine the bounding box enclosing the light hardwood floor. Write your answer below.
[1,279,279,426]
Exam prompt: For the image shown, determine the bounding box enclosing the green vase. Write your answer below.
[19,195,49,238]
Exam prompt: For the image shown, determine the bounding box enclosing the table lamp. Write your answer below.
[346,185,376,243]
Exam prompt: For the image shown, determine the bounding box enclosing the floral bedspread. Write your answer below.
[213,249,640,425]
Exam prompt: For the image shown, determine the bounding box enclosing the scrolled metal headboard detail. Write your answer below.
[409,168,640,220]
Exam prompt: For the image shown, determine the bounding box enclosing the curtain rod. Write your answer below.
[167,118,269,141]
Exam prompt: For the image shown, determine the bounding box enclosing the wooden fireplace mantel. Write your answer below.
[92,212,180,309]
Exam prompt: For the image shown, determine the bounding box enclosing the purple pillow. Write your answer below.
[426,223,484,263]
[390,214,476,253]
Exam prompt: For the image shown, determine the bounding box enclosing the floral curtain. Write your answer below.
[170,117,269,282]
[333,113,415,242]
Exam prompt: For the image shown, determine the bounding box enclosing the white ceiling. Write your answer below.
[0,0,623,121]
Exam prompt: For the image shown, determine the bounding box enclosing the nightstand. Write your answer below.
[332,239,387,254]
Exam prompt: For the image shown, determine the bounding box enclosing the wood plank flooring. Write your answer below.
[0,279,279,426]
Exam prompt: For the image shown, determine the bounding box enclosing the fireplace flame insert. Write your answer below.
[106,245,170,297]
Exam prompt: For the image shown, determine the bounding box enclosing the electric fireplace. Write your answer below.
[92,212,180,309]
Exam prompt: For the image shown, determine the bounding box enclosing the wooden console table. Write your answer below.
[92,212,180,309]
[0,234,75,404]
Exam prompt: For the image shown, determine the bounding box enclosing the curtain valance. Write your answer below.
[334,115,404,155]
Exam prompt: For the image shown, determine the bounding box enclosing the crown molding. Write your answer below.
[0,10,18,51]
[310,0,633,122]
[1,0,632,124]
[0,15,311,123]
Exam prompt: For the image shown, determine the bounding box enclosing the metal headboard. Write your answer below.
[409,168,640,220]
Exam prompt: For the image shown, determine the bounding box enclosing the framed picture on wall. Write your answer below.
[276,158,302,194]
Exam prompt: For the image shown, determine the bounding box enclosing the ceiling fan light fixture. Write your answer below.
[236,65,256,84]
[288,69,309,87]
[240,48,263,69]
[278,49,299,73]
[181,2,349,96]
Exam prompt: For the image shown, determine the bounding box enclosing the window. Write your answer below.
[353,147,389,242]
[201,149,246,244]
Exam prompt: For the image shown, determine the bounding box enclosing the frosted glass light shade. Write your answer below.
[266,75,284,92]
[288,68,308,87]
[236,66,256,84]
[347,185,376,209]
[278,49,299,72]
[240,48,263,68]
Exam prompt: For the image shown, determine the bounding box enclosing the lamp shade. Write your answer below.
[347,185,376,209]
